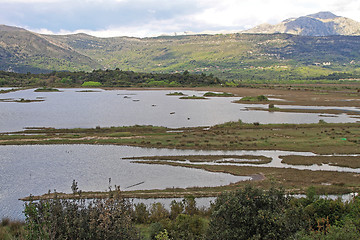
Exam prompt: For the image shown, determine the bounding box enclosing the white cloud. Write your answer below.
[0,0,60,2]
[5,0,360,38]
[31,18,188,38]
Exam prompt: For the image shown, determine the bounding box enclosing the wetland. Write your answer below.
[1,86,360,220]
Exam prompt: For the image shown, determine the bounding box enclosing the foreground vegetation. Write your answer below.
[4,185,360,239]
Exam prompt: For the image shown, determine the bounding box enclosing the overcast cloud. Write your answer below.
[1,0,360,37]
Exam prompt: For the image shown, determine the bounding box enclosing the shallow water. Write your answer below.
[172,151,360,173]
[0,89,358,132]
[1,145,359,219]
[0,145,247,219]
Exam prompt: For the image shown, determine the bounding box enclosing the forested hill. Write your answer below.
[1,24,360,81]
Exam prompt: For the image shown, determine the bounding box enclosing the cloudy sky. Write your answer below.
[1,0,360,38]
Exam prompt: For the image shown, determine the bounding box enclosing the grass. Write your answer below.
[280,155,360,169]
[203,92,235,97]
[0,88,27,94]
[1,122,360,154]
[245,106,360,116]
[125,155,272,164]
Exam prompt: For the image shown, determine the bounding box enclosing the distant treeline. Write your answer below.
[0,69,222,87]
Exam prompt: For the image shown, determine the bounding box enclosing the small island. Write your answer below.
[238,95,269,102]
[179,95,207,100]
[166,92,185,96]
[34,87,60,92]
[203,92,235,97]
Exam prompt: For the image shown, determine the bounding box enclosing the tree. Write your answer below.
[133,202,150,224]
[170,200,184,220]
[207,185,302,240]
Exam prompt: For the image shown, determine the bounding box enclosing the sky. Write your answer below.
[1,0,360,38]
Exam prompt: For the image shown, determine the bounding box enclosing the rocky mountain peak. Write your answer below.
[243,11,360,36]
[307,11,338,20]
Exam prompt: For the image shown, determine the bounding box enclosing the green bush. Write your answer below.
[169,214,207,240]
[295,219,359,240]
[81,81,102,87]
[134,202,150,224]
[170,200,184,220]
[149,203,169,223]
[207,185,302,240]
[240,95,269,101]
[24,191,138,240]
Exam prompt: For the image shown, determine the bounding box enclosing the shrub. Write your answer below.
[133,202,150,224]
[256,95,268,101]
[149,203,169,223]
[81,81,102,87]
[207,185,303,240]
[24,190,139,240]
[170,200,184,220]
[169,214,207,240]
[240,95,269,102]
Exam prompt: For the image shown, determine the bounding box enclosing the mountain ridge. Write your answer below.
[1,13,360,77]
[243,11,360,36]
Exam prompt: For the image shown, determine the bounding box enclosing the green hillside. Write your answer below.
[1,25,360,80]
[0,25,101,73]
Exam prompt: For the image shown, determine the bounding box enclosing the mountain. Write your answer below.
[0,25,100,73]
[243,11,360,36]
[0,20,360,78]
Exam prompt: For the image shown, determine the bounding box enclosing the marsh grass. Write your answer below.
[133,161,360,195]
[3,122,360,197]
[2,122,359,154]
[203,92,235,97]
[245,107,360,116]
[280,155,360,168]
[34,87,60,92]
[239,95,269,102]
[125,155,272,164]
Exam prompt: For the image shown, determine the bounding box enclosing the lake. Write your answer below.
[0,145,247,219]
[0,88,358,132]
